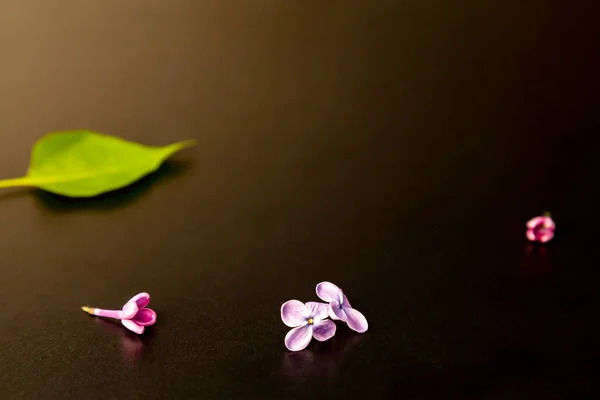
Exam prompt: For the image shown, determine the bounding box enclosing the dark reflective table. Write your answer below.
[1,2,599,399]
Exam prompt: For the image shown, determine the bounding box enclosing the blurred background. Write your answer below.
[1,1,599,398]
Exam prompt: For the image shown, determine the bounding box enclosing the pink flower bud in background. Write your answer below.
[526,214,555,243]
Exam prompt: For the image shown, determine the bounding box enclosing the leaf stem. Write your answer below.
[0,176,32,189]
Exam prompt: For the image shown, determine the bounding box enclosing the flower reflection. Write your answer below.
[281,331,365,380]
[523,243,548,276]
[95,317,144,363]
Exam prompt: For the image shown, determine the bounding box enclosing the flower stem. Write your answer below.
[81,306,95,315]
[81,306,122,319]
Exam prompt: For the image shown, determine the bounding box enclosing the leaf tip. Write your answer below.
[179,139,197,149]
[164,139,197,155]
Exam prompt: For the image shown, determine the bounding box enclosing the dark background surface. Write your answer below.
[1,1,599,399]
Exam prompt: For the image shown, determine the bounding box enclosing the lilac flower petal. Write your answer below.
[121,302,139,319]
[281,300,309,327]
[312,319,336,342]
[526,216,543,228]
[543,217,555,229]
[328,306,340,320]
[526,229,536,241]
[128,292,150,308]
[122,319,144,334]
[315,281,343,303]
[132,308,157,326]
[329,301,346,321]
[305,302,329,321]
[342,293,352,308]
[540,232,554,243]
[285,325,313,351]
[344,308,368,333]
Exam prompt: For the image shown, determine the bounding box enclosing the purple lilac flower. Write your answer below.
[316,281,368,333]
[281,300,336,351]
[81,292,157,335]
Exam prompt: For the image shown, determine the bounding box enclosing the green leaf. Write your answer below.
[0,130,196,197]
